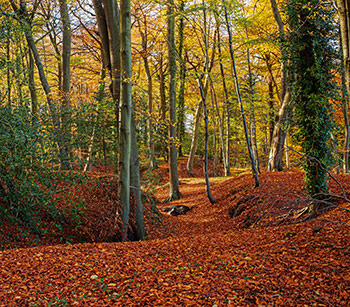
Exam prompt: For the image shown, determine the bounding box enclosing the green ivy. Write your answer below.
[284,0,337,196]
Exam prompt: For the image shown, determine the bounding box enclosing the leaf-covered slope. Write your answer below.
[1,171,349,306]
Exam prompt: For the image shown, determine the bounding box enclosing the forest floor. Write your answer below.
[0,158,349,306]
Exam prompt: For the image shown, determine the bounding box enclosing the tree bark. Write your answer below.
[59,0,72,163]
[6,37,11,109]
[210,79,227,174]
[267,0,292,172]
[130,115,146,240]
[223,0,260,187]
[200,0,215,204]
[92,0,111,71]
[177,0,186,157]
[186,30,217,175]
[102,0,121,135]
[210,86,218,177]
[119,0,132,240]
[166,0,180,201]
[139,18,155,168]
[337,0,350,172]
[246,27,260,173]
[27,48,37,124]
[159,53,167,121]
[217,28,231,176]
[84,62,106,173]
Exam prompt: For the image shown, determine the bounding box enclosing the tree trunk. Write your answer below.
[337,0,350,172]
[217,28,231,176]
[27,48,37,124]
[186,98,203,175]
[211,79,227,174]
[139,21,155,168]
[92,0,111,70]
[246,27,260,173]
[342,64,350,172]
[267,0,292,172]
[119,0,132,240]
[210,86,218,177]
[223,0,260,187]
[84,62,106,173]
[166,0,180,201]
[177,0,186,157]
[103,0,121,137]
[337,0,350,94]
[186,30,217,175]
[267,90,291,171]
[130,115,146,240]
[201,0,215,204]
[6,37,11,109]
[268,77,275,145]
[159,53,167,121]
[59,0,72,164]
[285,132,290,169]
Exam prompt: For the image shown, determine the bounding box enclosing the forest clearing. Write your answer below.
[1,0,350,305]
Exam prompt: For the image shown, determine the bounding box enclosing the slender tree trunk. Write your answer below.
[14,45,23,104]
[186,30,217,175]
[217,28,231,176]
[159,54,167,121]
[285,132,290,169]
[159,53,167,160]
[27,48,37,124]
[267,90,291,171]
[177,0,186,157]
[337,0,350,172]
[210,86,218,177]
[84,63,106,173]
[268,77,275,145]
[139,22,156,168]
[130,115,146,240]
[187,98,203,175]
[166,0,180,201]
[342,65,350,172]
[92,0,111,70]
[59,0,72,164]
[246,28,260,173]
[119,0,132,240]
[223,0,260,187]
[144,56,155,168]
[199,77,215,203]
[6,37,11,109]
[103,0,121,138]
[267,0,292,172]
[337,0,350,94]
[211,79,227,174]
[200,1,215,204]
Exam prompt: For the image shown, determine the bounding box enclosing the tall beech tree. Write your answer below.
[166,0,180,201]
[337,0,350,172]
[59,0,72,161]
[285,0,335,210]
[177,0,186,158]
[119,0,132,240]
[267,0,292,172]
[223,0,260,187]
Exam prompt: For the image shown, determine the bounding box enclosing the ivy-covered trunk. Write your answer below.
[286,0,335,210]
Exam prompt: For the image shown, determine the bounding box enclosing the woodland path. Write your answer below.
[0,171,349,306]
